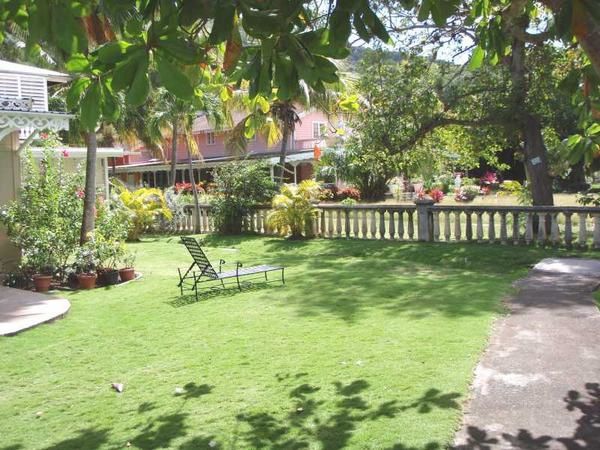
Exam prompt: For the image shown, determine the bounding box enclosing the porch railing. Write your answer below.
[158,202,600,249]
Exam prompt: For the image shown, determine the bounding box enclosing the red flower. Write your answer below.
[40,132,49,140]
[76,189,85,199]
[62,149,70,157]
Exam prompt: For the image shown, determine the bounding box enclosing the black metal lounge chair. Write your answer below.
[177,236,285,299]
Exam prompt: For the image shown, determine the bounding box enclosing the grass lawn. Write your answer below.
[0,235,594,450]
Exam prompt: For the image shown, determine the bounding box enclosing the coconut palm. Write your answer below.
[227,77,356,184]
[146,84,226,232]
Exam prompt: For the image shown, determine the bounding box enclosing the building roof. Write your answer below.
[0,60,70,83]
[29,147,124,158]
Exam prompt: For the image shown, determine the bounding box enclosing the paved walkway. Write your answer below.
[454,258,600,449]
[0,286,70,336]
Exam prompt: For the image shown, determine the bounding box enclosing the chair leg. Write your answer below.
[281,268,285,284]
[236,275,241,291]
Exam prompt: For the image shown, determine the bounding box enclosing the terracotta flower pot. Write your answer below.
[119,268,135,282]
[33,275,52,293]
[77,273,97,290]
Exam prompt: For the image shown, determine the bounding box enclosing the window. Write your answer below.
[206,132,216,145]
[312,122,327,139]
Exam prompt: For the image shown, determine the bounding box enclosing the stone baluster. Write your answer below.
[465,211,473,241]
[537,212,547,245]
[361,210,368,239]
[320,210,326,237]
[379,210,386,239]
[336,209,342,237]
[578,212,587,248]
[353,210,360,238]
[476,212,484,242]
[407,210,415,240]
[525,212,534,245]
[550,213,560,246]
[454,211,462,242]
[499,212,508,244]
[512,212,520,244]
[488,211,496,243]
[564,213,573,248]
[345,210,351,238]
[256,210,262,234]
[388,210,396,240]
[398,210,405,240]
[444,211,451,242]
[432,210,440,242]
[594,215,600,249]
[328,210,334,238]
[370,210,377,239]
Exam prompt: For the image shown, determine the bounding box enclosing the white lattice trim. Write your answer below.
[0,110,72,140]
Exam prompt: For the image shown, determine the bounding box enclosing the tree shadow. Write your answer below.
[178,382,213,400]
[453,383,600,449]
[40,428,110,450]
[233,377,460,449]
[167,282,280,307]
[130,412,189,450]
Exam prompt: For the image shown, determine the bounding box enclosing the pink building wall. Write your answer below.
[125,110,341,164]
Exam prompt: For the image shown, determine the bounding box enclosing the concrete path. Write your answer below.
[0,286,70,336]
[454,258,600,449]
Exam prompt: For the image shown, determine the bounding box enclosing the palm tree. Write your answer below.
[227,77,354,184]
[146,88,226,231]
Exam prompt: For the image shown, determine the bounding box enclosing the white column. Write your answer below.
[103,158,110,203]
[293,164,297,184]
[270,165,274,181]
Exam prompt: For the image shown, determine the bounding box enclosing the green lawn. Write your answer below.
[0,236,593,450]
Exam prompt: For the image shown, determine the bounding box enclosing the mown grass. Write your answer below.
[1,235,595,450]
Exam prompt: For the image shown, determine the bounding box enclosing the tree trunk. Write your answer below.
[186,140,202,233]
[278,124,290,184]
[80,131,97,244]
[170,120,178,187]
[509,25,554,206]
[522,115,554,205]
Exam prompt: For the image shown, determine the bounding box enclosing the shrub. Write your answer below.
[267,181,321,239]
[499,180,532,205]
[0,144,83,279]
[340,197,357,206]
[480,171,499,186]
[428,188,445,203]
[111,180,172,240]
[455,185,480,202]
[337,187,361,201]
[211,162,277,234]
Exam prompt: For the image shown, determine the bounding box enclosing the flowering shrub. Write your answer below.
[0,145,84,279]
[428,188,445,203]
[340,197,357,206]
[337,187,361,201]
[455,185,480,202]
[174,182,206,194]
[480,171,499,186]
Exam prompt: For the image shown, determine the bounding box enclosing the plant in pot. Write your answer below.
[74,242,98,290]
[118,252,136,282]
[95,234,123,286]
[27,239,58,293]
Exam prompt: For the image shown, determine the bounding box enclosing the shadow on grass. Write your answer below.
[168,281,283,307]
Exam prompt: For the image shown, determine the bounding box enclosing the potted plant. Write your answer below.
[118,252,136,282]
[32,267,54,293]
[95,235,123,286]
[74,243,98,290]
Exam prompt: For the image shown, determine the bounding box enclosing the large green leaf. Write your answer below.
[157,37,204,64]
[65,54,90,73]
[111,49,145,92]
[156,53,195,99]
[329,9,352,47]
[125,55,150,106]
[209,2,235,43]
[80,82,102,131]
[96,41,131,64]
[468,46,485,70]
[66,77,91,111]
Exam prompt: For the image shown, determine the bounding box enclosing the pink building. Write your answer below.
[114,109,344,188]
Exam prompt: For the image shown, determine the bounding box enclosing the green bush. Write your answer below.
[0,142,83,279]
[211,162,277,234]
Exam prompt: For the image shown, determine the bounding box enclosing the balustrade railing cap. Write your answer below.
[414,198,436,206]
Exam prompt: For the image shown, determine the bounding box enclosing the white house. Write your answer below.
[0,59,123,267]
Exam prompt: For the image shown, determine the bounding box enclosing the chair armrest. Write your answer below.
[219,259,226,273]
[236,262,243,274]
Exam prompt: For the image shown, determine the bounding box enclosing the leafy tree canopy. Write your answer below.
[0,0,391,130]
